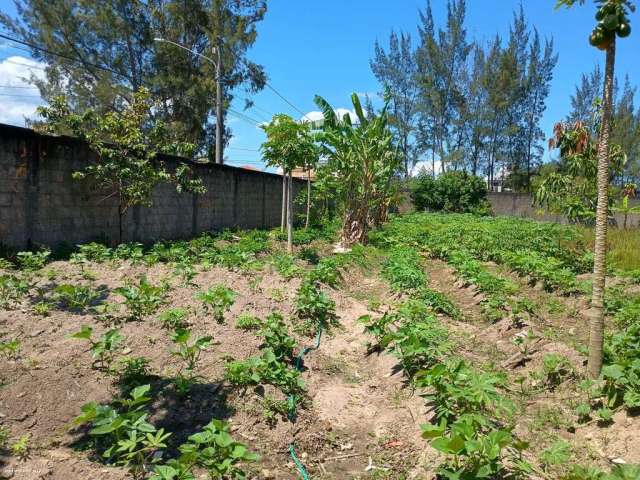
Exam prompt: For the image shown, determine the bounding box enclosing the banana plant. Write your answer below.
[313,90,400,246]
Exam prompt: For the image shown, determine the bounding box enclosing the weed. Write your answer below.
[262,395,290,425]
[10,433,30,461]
[115,356,152,393]
[0,338,21,360]
[0,426,9,449]
[32,300,52,316]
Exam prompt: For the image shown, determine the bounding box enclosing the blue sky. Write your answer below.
[0,1,638,171]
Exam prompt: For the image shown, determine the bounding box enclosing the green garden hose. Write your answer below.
[287,324,324,479]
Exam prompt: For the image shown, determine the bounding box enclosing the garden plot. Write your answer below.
[1,214,640,479]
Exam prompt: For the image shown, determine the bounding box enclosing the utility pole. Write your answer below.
[214,37,224,165]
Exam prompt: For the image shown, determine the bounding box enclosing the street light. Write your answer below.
[154,37,224,165]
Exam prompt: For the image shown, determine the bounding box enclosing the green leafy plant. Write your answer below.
[224,349,305,397]
[114,276,168,321]
[540,439,572,470]
[54,283,101,311]
[32,300,52,316]
[415,287,462,320]
[115,356,152,394]
[270,252,303,279]
[308,257,342,287]
[295,280,338,335]
[0,338,21,360]
[71,326,123,369]
[421,414,526,480]
[158,308,189,330]
[10,433,30,461]
[235,313,262,331]
[415,358,511,421]
[258,312,297,361]
[74,384,169,478]
[16,249,50,271]
[150,419,258,480]
[170,328,213,395]
[542,353,575,389]
[0,274,29,309]
[382,246,426,292]
[195,285,236,324]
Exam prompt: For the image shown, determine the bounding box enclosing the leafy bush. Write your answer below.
[414,287,462,320]
[72,243,113,263]
[411,171,491,215]
[114,276,168,321]
[195,285,236,323]
[224,349,305,397]
[415,358,511,421]
[421,414,526,480]
[270,252,303,279]
[16,249,50,271]
[307,257,342,287]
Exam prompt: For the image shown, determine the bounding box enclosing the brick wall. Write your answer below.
[0,123,303,249]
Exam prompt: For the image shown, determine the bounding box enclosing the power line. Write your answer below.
[0,32,133,81]
[0,93,41,98]
[0,57,47,71]
[0,84,39,89]
[227,146,260,152]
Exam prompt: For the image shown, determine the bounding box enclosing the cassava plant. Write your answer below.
[195,285,236,323]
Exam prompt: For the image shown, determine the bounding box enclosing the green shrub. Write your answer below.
[0,275,29,309]
[411,171,491,215]
[295,280,338,334]
[16,249,50,271]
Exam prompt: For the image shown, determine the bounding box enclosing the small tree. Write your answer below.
[37,88,205,243]
[314,93,400,246]
[556,0,634,378]
[612,183,640,229]
[534,121,626,223]
[261,114,316,252]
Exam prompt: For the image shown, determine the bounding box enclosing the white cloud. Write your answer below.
[0,56,46,126]
[301,108,359,125]
[411,159,442,177]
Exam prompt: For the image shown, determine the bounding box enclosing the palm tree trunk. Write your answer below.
[287,171,294,253]
[588,37,616,379]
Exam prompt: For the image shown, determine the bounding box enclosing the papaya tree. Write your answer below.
[556,0,634,377]
[313,93,400,246]
[261,114,316,252]
[37,88,206,244]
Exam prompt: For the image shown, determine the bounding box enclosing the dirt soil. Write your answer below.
[2,246,639,479]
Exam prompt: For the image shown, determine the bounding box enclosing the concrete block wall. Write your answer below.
[487,192,640,228]
[0,123,303,249]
